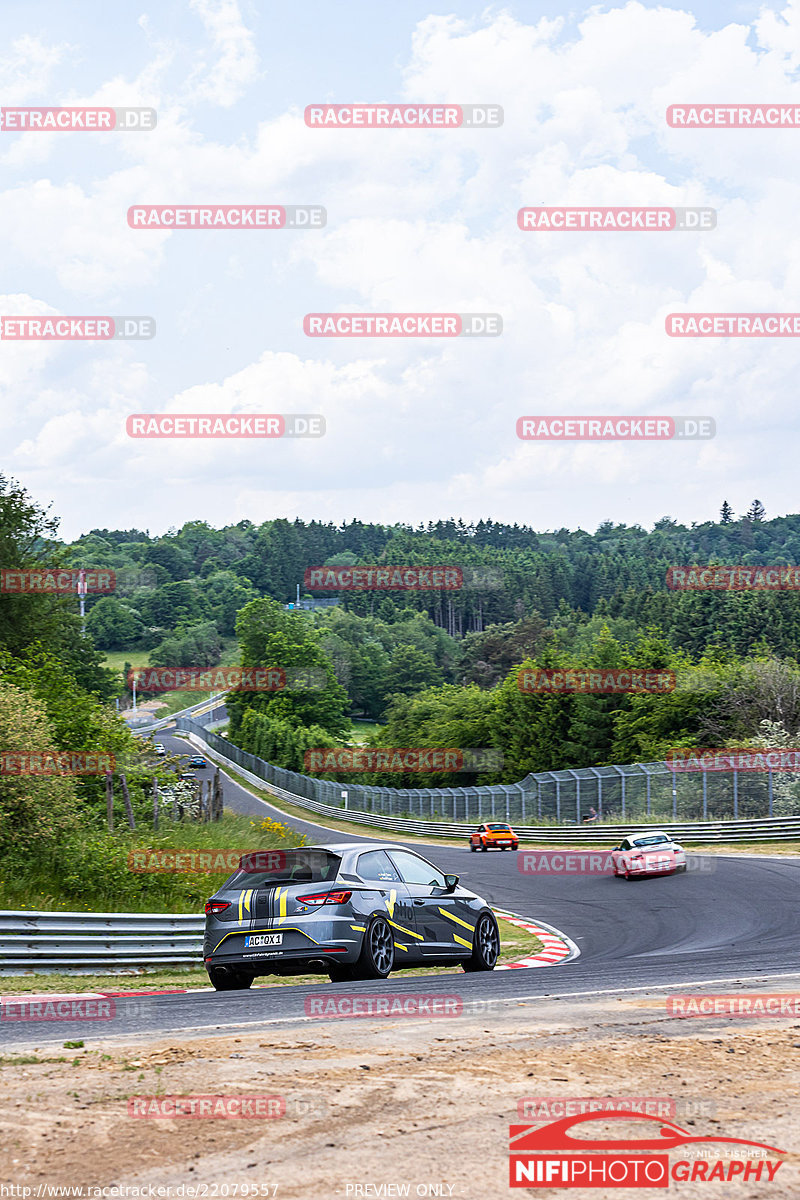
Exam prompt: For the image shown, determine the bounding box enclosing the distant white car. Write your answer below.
[611,831,686,880]
[153,742,166,757]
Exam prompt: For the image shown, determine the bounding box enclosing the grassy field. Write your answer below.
[0,915,542,993]
[348,719,382,743]
[103,640,240,717]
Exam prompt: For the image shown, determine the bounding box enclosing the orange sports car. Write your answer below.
[469,822,519,852]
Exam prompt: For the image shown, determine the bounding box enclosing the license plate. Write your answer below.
[245,933,283,948]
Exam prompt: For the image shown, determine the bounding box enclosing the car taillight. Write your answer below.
[205,900,231,915]
[297,890,352,906]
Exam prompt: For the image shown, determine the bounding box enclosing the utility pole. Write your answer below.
[77,568,87,629]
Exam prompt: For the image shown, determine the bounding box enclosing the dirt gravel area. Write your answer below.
[1,994,798,1199]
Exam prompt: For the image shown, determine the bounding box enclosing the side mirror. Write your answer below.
[612,846,621,852]
[444,874,459,893]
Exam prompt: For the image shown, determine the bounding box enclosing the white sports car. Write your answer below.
[611,831,687,880]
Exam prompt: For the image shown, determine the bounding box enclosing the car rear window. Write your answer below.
[632,836,670,848]
[486,823,511,831]
[223,849,341,890]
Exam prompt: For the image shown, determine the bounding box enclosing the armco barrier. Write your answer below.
[0,911,204,973]
[177,723,800,845]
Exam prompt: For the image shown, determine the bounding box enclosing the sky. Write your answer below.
[2,0,800,540]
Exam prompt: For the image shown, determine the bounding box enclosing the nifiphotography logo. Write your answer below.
[508,1111,785,1188]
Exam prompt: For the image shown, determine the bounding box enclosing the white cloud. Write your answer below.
[187,0,259,107]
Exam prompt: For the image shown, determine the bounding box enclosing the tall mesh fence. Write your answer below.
[176,717,800,825]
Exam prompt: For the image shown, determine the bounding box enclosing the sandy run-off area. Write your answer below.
[1,989,798,1199]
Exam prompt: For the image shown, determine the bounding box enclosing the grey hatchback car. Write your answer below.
[203,841,500,990]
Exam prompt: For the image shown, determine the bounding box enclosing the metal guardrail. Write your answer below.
[0,911,203,973]
[182,728,800,845]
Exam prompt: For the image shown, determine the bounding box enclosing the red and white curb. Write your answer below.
[492,908,579,969]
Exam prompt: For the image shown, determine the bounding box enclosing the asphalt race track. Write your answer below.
[5,724,800,1047]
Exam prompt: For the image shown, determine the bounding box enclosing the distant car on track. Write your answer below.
[469,822,519,852]
[203,841,500,990]
[611,831,686,880]
[188,754,208,768]
[153,743,166,757]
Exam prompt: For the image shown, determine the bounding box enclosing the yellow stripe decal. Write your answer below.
[279,887,288,924]
[453,933,473,949]
[350,925,366,932]
[238,888,253,922]
[388,919,423,941]
[438,908,474,932]
[395,943,408,952]
[385,889,396,919]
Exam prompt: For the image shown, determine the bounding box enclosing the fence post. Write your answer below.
[768,766,773,817]
[555,778,561,823]
[106,772,114,832]
[153,778,159,831]
[733,769,738,818]
[672,771,677,821]
[119,774,136,830]
[702,770,707,821]
[645,772,651,817]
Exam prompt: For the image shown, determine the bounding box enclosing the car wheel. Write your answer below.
[350,915,394,980]
[480,840,488,852]
[676,864,687,873]
[207,966,253,991]
[512,843,519,851]
[624,868,633,881]
[470,842,477,852]
[463,911,500,972]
